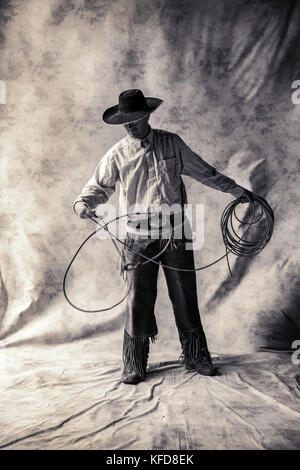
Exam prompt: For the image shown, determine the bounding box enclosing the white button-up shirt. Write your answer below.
[74,126,246,216]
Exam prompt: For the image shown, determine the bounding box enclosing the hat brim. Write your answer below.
[102,97,163,125]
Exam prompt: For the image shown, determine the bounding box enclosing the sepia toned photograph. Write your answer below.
[0,0,299,455]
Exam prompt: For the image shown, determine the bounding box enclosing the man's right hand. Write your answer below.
[74,201,93,219]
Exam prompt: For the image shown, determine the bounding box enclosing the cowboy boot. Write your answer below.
[180,327,218,376]
[122,330,150,384]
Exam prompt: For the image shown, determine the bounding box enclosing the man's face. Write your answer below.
[123,115,150,139]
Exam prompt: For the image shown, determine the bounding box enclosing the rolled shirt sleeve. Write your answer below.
[177,136,246,198]
[73,150,119,212]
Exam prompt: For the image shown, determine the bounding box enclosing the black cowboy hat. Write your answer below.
[102,89,163,125]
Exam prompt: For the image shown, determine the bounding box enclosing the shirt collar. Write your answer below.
[126,126,154,147]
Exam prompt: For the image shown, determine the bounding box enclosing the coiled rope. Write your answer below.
[63,195,274,312]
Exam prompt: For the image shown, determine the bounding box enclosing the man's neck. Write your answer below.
[139,124,151,140]
[144,124,151,138]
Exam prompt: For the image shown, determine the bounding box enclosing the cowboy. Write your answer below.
[73,89,253,384]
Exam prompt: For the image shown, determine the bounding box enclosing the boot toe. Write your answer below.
[185,360,219,377]
[122,372,145,384]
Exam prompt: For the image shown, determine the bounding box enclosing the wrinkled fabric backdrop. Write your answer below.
[0,0,300,450]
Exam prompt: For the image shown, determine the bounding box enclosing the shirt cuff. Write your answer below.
[73,199,87,215]
[229,185,246,198]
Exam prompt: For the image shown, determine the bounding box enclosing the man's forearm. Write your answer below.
[210,173,246,198]
[192,167,247,198]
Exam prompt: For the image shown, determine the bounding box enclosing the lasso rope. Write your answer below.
[63,195,274,312]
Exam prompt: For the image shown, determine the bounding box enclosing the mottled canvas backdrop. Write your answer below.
[0,0,299,355]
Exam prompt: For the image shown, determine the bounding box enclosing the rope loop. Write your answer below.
[63,196,274,312]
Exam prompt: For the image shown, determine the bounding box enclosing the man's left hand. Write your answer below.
[239,189,255,204]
